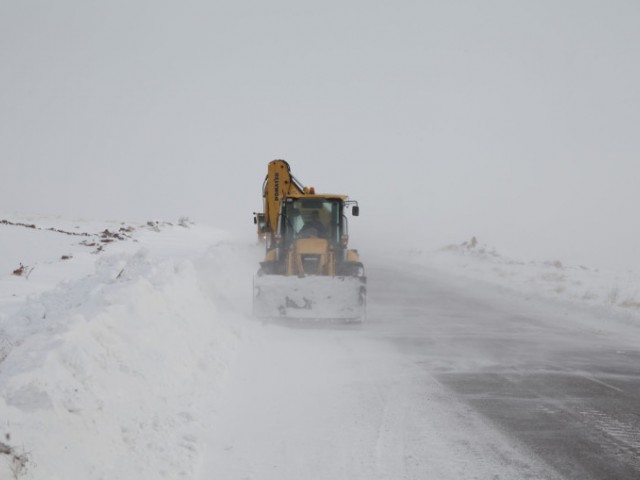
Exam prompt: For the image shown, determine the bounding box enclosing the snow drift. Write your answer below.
[0,217,255,479]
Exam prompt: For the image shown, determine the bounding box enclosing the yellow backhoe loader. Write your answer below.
[253,160,366,321]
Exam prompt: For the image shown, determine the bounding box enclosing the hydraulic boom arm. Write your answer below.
[262,160,306,237]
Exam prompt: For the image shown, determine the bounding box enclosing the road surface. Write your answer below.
[200,261,640,479]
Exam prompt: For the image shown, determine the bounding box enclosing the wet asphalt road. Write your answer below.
[366,264,640,480]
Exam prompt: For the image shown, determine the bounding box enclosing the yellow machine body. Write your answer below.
[253,160,366,321]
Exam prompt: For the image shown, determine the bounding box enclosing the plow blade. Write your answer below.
[253,275,366,321]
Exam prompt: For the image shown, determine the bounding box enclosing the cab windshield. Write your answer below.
[283,198,342,244]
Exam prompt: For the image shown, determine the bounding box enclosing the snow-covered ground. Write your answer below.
[1,216,639,479]
[403,236,640,326]
[0,215,257,479]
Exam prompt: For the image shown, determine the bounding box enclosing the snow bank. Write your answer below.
[0,217,254,479]
[405,237,640,324]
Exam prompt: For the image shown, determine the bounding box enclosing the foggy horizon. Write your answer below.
[2,0,639,271]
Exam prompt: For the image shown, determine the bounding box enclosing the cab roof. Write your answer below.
[287,193,349,201]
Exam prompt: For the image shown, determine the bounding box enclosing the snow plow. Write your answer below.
[253,160,366,322]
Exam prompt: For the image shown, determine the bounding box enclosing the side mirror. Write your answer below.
[352,206,360,216]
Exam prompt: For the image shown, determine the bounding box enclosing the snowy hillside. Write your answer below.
[0,216,259,479]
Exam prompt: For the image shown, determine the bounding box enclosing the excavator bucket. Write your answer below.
[253,275,366,322]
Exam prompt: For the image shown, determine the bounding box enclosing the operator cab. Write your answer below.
[283,197,341,244]
[273,195,360,261]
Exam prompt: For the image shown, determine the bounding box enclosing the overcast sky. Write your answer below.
[1,0,639,270]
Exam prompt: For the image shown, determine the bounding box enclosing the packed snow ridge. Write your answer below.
[0,215,258,479]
